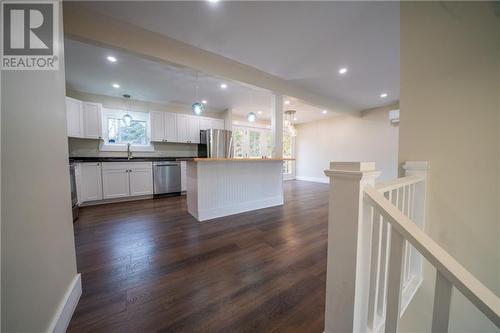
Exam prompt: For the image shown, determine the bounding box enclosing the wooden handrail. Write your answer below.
[375,175,423,193]
[364,185,500,328]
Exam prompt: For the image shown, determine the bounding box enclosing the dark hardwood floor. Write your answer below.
[68,180,329,333]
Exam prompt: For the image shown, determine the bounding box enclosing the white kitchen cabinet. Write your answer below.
[199,118,212,131]
[82,102,102,139]
[176,115,189,143]
[66,97,83,138]
[102,168,130,199]
[188,116,200,143]
[79,162,103,202]
[150,111,165,142]
[129,167,153,196]
[164,113,177,142]
[211,119,225,130]
[102,162,153,199]
[150,111,178,143]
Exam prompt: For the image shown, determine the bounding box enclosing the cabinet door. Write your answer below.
[102,168,130,199]
[80,163,103,202]
[66,97,83,138]
[176,115,189,143]
[129,167,153,196]
[211,119,225,130]
[199,118,211,131]
[164,112,177,142]
[188,116,200,144]
[82,102,102,139]
[150,111,165,142]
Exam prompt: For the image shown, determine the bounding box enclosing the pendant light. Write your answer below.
[192,72,204,115]
[122,94,133,126]
[246,90,257,122]
[247,112,257,122]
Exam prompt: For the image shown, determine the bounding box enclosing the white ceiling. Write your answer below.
[65,38,337,124]
[75,1,400,110]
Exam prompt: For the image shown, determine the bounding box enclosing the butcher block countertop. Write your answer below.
[192,157,295,162]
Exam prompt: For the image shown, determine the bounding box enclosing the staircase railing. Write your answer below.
[323,161,500,333]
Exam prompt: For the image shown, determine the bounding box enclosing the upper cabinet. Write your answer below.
[150,111,178,143]
[82,102,102,139]
[66,97,83,138]
[188,117,200,144]
[67,97,224,144]
[66,97,102,139]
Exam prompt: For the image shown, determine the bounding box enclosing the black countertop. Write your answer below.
[69,156,197,163]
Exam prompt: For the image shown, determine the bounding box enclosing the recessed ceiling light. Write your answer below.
[220,83,227,89]
[322,110,328,114]
[338,67,348,75]
[257,110,263,115]
[208,0,219,3]
[112,83,120,88]
[107,56,117,63]
[284,100,290,105]
[380,93,388,98]
[202,100,207,104]
[293,117,297,121]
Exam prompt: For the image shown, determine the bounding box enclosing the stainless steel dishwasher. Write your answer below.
[153,161,182,196]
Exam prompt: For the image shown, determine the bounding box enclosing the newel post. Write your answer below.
[324,162,381,333]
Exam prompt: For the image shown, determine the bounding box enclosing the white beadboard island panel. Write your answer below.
[187,159,284,221]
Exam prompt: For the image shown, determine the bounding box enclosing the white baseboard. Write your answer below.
[194,196,284,221]
[47,274,82,333]
[296,175,329,184]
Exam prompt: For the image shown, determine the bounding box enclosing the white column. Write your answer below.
[271,94,283,158]
[323,162,381,333]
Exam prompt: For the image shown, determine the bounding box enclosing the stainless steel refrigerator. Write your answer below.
[200,129,233,158]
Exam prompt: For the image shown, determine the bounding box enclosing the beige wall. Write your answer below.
[295,105,399,182]
[66,90,226,158]
[399,2,499,332]
[1,2,79,331]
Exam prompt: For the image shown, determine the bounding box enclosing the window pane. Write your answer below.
[283,132,292,157]
[248,130,262,157]
[107,116,147,145]
[233,128,244,157]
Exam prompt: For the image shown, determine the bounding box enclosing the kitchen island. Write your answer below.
[186,158,290,221]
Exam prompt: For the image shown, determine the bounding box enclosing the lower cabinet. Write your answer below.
[79,162,103,202]
[102,162,153,199]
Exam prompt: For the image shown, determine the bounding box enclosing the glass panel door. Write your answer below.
[247,130,262,157]
[233,128,245,158]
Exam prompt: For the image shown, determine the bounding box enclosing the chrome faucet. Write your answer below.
[127,143,133,160]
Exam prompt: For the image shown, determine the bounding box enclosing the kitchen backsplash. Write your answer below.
[68,138,198,158]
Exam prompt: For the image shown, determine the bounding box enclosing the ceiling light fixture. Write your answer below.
[338,67,348,75]
[284,100,290,105]
[208,0,219,3]
[380,93,388,98]
[112,83,120,88]
[322,110,328,114]
[107,56,117,63]
[247,112,257,122]
[202,100,207,104]
[220,83,228,89]
[257,110,263,115]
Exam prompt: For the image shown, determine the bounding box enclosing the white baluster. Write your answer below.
[385,229,405,333]
[431,271,453,333]
[368,209,383,329]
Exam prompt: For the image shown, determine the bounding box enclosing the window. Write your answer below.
[233,126,272,158]
[101,108,152,151]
